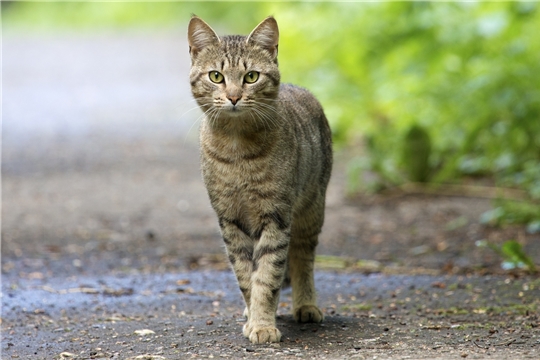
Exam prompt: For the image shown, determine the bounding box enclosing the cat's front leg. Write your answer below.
[244,223,289,344]
[220,219,255,320]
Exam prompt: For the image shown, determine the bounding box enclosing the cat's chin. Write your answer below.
[221,107,247,118]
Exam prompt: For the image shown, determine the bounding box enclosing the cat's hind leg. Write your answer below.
[289,228,324,323]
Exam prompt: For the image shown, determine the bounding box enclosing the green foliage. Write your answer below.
[2,2,183,29]
[0,2,270,31]
[482,201,540,226]
[476,239,536,272]
[401,125,432,182]
[271,2,540,225]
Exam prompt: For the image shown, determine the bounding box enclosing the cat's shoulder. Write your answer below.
[278,83,323,111]
[279,83,314,98]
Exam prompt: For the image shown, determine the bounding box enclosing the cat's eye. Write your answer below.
[244,71,260,84]
[209,71,224,84]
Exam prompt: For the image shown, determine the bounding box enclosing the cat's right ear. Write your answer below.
[247,16,279,60]
[188,15,220,58]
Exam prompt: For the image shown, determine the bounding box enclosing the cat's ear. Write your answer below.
[188,15,220,58]
[247,16,279,59]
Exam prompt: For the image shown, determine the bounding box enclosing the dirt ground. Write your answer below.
[2,29,540,359]
[3,136,539,278]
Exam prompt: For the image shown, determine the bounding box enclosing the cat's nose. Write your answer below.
[228,96,240,106]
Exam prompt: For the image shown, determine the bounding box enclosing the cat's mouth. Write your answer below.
[222,104,245,116]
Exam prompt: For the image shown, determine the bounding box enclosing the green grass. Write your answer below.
[434,307,469,316]
[342,303,373,312]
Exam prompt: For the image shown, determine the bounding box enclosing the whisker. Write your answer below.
[252,108,272,131]
[250,105,279,132]
[183,106,215,146]
[177,103,209,122]
[251,102,287,127]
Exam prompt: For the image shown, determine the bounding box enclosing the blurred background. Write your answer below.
[2,1,539,276]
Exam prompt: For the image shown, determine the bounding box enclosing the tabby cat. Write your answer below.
[188,15,332,344]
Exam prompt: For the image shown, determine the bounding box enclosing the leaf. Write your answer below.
[134,329,155,336]
[500,240,536,272]
[527,220,540,234]
[59,353,77,358]
[479,207,505,226]
[476,239,536,272]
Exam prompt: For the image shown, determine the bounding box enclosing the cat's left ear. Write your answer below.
[247,16,279,59]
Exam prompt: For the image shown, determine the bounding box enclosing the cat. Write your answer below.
[188,15,332,344]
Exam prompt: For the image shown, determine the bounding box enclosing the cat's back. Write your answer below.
[278,83,332,153]
[277,83,332,186]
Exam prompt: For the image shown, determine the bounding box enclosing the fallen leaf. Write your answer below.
[28,272,44,280]
[126,355,166,360]
[103,287,134,296]
[59,352,77,358]
[105,316,124,322]
[134,329,155,336]
[431,282,446,289]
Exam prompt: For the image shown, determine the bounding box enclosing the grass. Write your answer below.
[342,303,373,312]
[433,307,469,316]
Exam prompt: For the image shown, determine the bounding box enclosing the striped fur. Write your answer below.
[188,16,332,344]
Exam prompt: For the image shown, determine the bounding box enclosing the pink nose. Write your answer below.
[228,96,240,105]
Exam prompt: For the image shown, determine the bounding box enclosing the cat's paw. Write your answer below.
[248,326,282,344]
[294,305,324,323]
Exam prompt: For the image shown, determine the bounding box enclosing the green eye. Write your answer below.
[209,71,224,83]
[244,71,260,84]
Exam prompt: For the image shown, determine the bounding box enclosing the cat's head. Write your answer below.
[188,16,281,128]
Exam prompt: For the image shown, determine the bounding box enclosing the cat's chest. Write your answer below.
[200,127,295,218]
[202,142,289,211]
[203,159,283,229]
[203,152,276,192]
[200,130,281,179]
